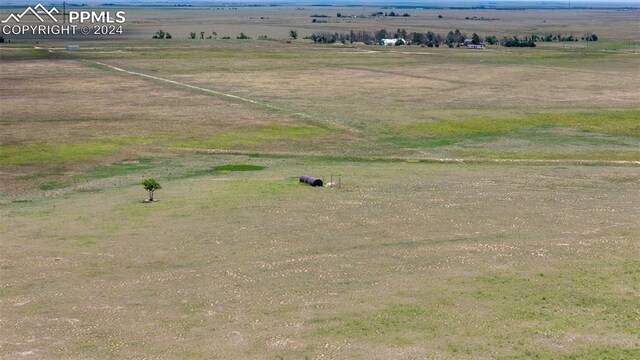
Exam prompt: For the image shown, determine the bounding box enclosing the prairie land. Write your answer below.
[0,5,639,359]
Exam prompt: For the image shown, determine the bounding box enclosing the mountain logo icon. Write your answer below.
[1,3,60,24]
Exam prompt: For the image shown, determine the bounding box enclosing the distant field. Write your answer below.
[1,37,638,195]
[3,6,631,43]
[1,5,639,359]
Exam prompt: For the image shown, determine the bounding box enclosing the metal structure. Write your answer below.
[299,175,323,187]
[329,174,342,189]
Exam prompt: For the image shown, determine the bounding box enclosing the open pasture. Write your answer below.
[1,37,639,195]
[1,4,639,359]
[1,160,639,358]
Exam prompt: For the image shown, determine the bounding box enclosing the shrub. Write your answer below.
[153,29,166,39]
[142,179,161,202]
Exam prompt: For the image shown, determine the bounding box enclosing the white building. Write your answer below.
[379,38,405,46]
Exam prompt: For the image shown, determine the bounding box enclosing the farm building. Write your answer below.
[379,38,405,46]
[461,39,484,49]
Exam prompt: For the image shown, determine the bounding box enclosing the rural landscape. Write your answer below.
[1,1,639,358]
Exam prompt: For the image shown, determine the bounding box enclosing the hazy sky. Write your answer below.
[1,0,636,2]
[2,0,638,5]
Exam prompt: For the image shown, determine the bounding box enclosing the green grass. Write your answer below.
[383,109,640,149]
[38,181,66,191]
[182,164,266,177]
[586,40,640,51]
[315,263,639,354]
[454,150,640,161]
[212,164,266,172]
[316,304,437,340]
[82,158,157,179]
[0,141,129,166]
[169,124,331,149]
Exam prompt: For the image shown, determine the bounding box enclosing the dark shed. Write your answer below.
[299,175,323,187]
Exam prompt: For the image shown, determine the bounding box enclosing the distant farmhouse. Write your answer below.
[463,39,484,49]
[379,38,406,46]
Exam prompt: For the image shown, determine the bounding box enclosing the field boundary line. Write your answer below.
[85,60,283,109]
[165,146,640,166]
[81,59,361,134]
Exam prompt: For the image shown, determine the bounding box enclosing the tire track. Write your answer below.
[82,59,361,134]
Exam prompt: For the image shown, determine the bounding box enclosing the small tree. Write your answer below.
[189,32,196,39]
[290,30,298,40]
[485,35,498,45]
[142,179,161,202]
[375,28,388,42]
[472,32,481,45]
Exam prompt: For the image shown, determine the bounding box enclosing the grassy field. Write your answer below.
[1,5,639,359]
[1,39,638,194]
[1,160,639,358]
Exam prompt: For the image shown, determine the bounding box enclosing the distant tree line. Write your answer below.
[334,11,409,18]
[309,28,462,47]
[310,11,410,22]
[534,33,598,42]
[187,31,218,39]
[175,27,597,46]
[309,27,598,47]
[369,11,410,17]
[500,36,536,47]
[309,32,349,44]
